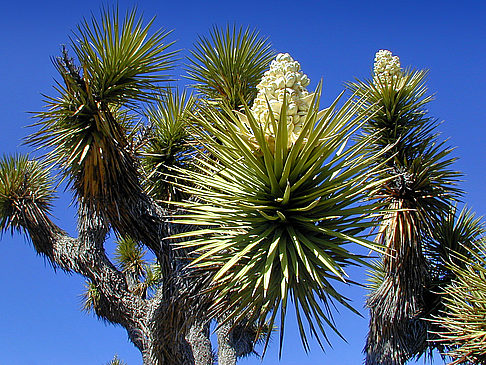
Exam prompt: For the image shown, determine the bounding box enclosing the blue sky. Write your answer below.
[0,0,485,364]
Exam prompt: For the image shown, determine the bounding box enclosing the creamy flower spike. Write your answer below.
[373,50,402,85]
[236,53,314,151]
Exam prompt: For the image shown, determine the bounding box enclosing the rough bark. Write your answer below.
[216,316,262,365]
[187,321,214,365]
[217,321,238,365]
[19,202,196,363]
[16,198,255,364]
[365,208,430,365]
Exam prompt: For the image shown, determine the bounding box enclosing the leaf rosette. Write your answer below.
[173,55,385,351]
[0,155,55,234]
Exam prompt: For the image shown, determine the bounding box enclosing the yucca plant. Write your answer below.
[107,355,127,365]
[430,237,486,364]
[0,155,55,234]
[348,50,461,364]
[115,237,147,280]
[426,206,485,282]
[114,236,165,298]
[27,8,176,244]
[82,280,102,314]
[1,9,323,365]
[173,53,387,352]
[186,24,275,109]
[422,207,486,364]
[139,263,163,296]
[7,6,475,364]
[142,89,196,203]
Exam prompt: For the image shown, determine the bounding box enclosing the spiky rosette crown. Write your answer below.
[186,25,275,109]
[0,155,55,233]
[430,236,486,364]
[115,237,147,277]
[28,9,176,245]
[422,208,486,362]
[142,89,195,202]
[348,50,460,223]
[173,55,384,351]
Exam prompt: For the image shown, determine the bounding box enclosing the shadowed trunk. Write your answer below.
[365,208,430,365]
[17,198,252,364]
[217,321,238,365]
[187,321,214,365]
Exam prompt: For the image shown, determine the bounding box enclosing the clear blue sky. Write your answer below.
[1,0,485,364]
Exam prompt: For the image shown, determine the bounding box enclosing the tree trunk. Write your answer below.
[187,321,214,365]
[15,191,259,364]
[217,321,237,365]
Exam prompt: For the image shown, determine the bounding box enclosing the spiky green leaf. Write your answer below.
[186,25,274,109]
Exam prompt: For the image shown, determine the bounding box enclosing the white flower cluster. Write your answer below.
[250,53,313,148]
[373,49,402,85]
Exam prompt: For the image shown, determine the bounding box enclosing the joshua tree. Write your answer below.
[346,50,462,364]
[346,50,486,365]
[425,207,486,364]
[4,7,482,365]
[0,9,275,365]
[0,4,388,362]
[173,52,387,353]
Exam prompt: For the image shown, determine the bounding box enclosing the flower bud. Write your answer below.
[276,77,286,89]
[270,101,282,113]
[288,103,298,115]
